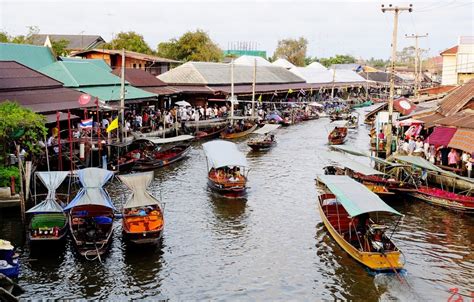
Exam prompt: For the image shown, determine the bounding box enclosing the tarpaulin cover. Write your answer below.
[26,171,69,213]
[64,168,115,210]
[317,175,402,217]
[426,126,457,147]
[118,172,160,209]
[203,140,248,170]
[448,128,474,153]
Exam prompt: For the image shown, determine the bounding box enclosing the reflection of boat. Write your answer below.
[328,121,348,145]
[194,126,225,141]
[119,172,164,245]
[316,175,404,272]
[203,140,249,198]
[247,124,280,151]
[65,168,115,258]
[0,240,19,278]
[27,171,70,242]
[221,123,258,139]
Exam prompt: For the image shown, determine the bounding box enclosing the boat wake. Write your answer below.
[374,273,422,302]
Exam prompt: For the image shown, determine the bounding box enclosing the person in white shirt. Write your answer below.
[102,118,109,129]
[414,137,424,153]
[135,115,143,128]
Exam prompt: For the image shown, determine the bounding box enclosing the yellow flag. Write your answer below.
[258,94,262,103]
[288,88,294,94]
[106,117,118,133]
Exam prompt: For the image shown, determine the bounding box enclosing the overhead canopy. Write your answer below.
[448,128,474,153]
[317,175,402,217]
[118,172,160,209]
[330,145,371,157]
[64,168,115,210]
[395,118,424,127]
[26,171,69,214]
[203,140,248,170]
[252,124,280,135]
[322,151,385,176]
[426,126,457,147]
[144,135,194,145]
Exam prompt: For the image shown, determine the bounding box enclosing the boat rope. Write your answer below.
[83,241,106,263]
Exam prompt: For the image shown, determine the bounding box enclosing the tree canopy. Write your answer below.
[157,29,222,62]
[272,37,308,67]
[317,54,356,67]
[51,39,70,57]
[104,31,153,54]
[1,26,40,44]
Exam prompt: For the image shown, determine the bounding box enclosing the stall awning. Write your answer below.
[448,128,474,153]
[426,126,457,147]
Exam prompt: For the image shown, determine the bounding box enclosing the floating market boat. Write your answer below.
[118,172,164,245]
[27,171,70,242]
[352,99,373,108]
[316,175,404,272]
[0,240,19,278]
[220,122,258,139]
[194,126,225,141]
[347,113,360,129]
[0,273,24,301]
[328,120,348,145]
[203,140,249,198]
[64,168,115,258]
[247,124,280,151]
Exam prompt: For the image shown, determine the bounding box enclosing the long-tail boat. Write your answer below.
[220,122,258,139]
[316,175,405,272]
[328,120,348,145]
[194,126,225,141]
[64,168,115,258]
[203,140,249,198]
[247,124,280,151]
[27,171,70,242]
[118,172,164,245]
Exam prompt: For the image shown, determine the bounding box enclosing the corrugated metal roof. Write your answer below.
[31,34,105,50]
[158,61,304,85]
[77,85,156,102]
[418,112,445,128]
[0,43,56,70]
[432,110,474,129]
[332,69,366,83]
[0,61,61,90]
[39,61,121,87]
[111,68,166,87]
[448,128,474,153]
[289,67,333,83]
[438,79,474,116]
[234,55,272,67]
[306,62,327,70]
[60,57,112,71]
[329,63,362,71]
[272,58,295,69]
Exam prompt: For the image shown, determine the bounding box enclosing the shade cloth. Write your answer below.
[64,168,114,210]
[426,126,457,147]
[252,124,280,135]
[118,172,160,209]
[322,151,385,176]
[448,128,474,154]
[317,175,402,217]
[26,171,69,213]
[203,140,248,170]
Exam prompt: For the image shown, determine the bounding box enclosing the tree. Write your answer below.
[51,39,70,56]
[0,31,9,43]
[272,37,308,67]
[365,57,389,69]
[105,31,153,54]
[157,29,222,62]
[10,26,40,44]
[318,54,356,67]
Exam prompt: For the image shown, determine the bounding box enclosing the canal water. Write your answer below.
[1,107,473,300]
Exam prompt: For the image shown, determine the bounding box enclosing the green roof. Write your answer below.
[0,42,56,70]
[59,57,112,72]
[39,61,120,87]
[76,85,156,102]
[317,175,402,217]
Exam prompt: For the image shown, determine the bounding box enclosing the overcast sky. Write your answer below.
[0,0,472,59]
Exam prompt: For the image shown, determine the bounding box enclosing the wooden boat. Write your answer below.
[118,172,164,244]
[316,175,404,272]
[27,171,70,242]
[203,140,249,198]
[194,126,225,141]
[0,240,19,278]
[0,273,24,301]
[410,187,474,213]
[352,99,373,108]
[220,123,257,139]
[133,144,191,171]
[347,113,360,129]
[64,168,115,258]
[328,121,348,145]
[247,124,280,151]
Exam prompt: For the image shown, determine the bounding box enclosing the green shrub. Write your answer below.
[0,166,20,192]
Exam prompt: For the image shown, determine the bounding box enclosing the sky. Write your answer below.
[0,0,472,59]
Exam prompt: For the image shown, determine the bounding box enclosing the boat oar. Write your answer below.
[381,251,406,286]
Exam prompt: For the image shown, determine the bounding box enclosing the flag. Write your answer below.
[80,118,93,129]
[257,94,262,103]
[299,88,306,96]
[288,88,294,94]
[106,117,119,133]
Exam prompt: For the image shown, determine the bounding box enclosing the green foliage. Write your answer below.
[0,101,47,157]
[365,57,389,68]
[0,31,9,43]
[0,166,19,191]
[3,26,40,44]
[157,29,223,62]
[317,54,356,67]
[104,31,153,54]
[51,39,70,56]
[272,37,308,67]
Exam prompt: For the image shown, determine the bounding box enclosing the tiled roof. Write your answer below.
[438,79,474,116]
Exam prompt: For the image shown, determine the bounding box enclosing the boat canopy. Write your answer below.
[322,151,385,176]
[64,168,115,210]
[317,175,402,217]
[26,171,69,214]
[203,140,248,170]
[143,135,194,145]
[330,145,405,167]
[118,172,160,209]
[252,124,280,135]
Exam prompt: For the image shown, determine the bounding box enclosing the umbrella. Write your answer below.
[176,101,191,107]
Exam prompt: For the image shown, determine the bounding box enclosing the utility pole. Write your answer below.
[120,48,125,142]
[230,59,235,125]
[251,58,257,118]
[381,4,412,157]
[406,33,428,98]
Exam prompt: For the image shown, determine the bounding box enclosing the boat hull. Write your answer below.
[247,141,275,151]
[207,179,247,198]
[220,124,258,139]
[123,229,163,245]
[133,145,191,171]
[409,187,474,213]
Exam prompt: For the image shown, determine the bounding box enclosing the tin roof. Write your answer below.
[272,58,296,69]
[31,34,105,50]
[0,61,60,90]
[60,57,112,71]
[438,79,474,116]
[111,68,167,87]
[0,43,56,70]
[72,49,180,64]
